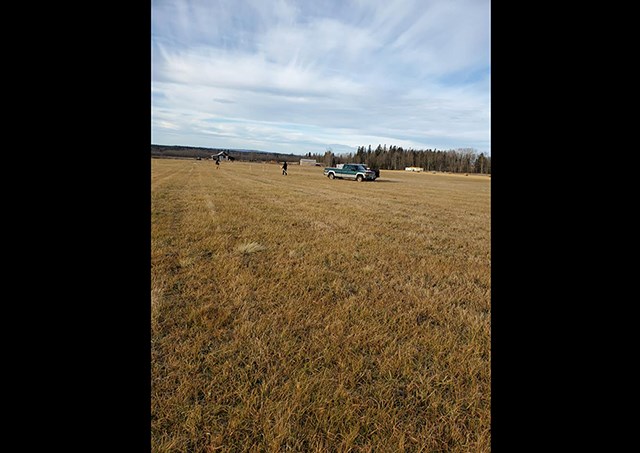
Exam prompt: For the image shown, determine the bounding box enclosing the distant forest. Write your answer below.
[152,144,491,174]
[308,145,491,174]
[151,144,301,163]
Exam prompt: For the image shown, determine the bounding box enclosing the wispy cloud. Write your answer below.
[152,0,490,154]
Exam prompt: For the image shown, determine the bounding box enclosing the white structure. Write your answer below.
[405,167,423,172]
[299,158,317,166]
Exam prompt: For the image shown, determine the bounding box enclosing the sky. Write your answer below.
[152,0,490,156]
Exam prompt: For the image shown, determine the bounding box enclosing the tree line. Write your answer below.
[305,145,491,174]
[151,144,300,163]
[151,144,491,174]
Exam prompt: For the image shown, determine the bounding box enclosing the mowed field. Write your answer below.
[151,158,491,452]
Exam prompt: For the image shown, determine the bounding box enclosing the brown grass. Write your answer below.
[151,159,491,452]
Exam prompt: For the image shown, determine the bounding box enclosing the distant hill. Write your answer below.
[151,144,301,162]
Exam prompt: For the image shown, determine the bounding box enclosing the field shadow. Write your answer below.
[374,179,400,183]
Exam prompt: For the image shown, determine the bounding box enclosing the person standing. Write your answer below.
[282,161,288,176]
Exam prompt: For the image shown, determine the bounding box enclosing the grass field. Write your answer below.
[151,158,491,452]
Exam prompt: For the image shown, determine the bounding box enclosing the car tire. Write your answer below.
[329,173,335,179]
[356,175,363,182]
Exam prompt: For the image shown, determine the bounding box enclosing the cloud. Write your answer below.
[152,0,491,154]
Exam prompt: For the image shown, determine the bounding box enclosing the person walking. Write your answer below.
[282,161,288,176]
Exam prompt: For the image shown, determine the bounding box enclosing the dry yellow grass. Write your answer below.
[151,158,491,452]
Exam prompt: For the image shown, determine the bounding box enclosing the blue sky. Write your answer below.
[152,0,490,156]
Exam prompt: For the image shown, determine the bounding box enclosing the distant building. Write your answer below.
[405,167,423,172]
[299,158,317,166]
